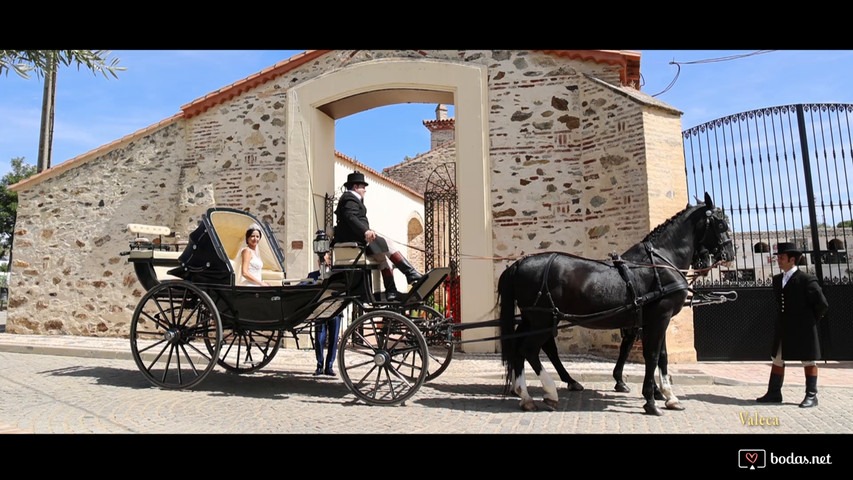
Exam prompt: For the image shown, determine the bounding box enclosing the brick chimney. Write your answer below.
[423,104,455,151]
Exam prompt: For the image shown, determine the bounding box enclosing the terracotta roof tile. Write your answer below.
[181,50,331,119]
[534,50,642,87]
[423,118,455,131]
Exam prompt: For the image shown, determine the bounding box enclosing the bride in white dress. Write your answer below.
[235,225,270,286]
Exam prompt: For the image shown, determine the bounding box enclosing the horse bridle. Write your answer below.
[693,209,733,270]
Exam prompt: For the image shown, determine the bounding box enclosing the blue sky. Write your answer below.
[3,50,853,180]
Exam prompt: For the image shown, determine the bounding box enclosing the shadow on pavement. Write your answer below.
[41,363,353,400]
[420,381,646,413]
[679,392,758,406]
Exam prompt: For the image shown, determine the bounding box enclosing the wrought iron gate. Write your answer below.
[685,103,853,360]
[424,163,460,323]
[324,193,337,235]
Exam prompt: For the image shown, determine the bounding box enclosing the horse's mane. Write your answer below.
[641,202,706,244]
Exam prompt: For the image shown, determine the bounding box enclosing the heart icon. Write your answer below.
[746,453,758,464]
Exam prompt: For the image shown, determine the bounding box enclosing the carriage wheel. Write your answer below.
[130,281,222,389]
[402,305,454,382]
[207,327,282,374]
[338,310,429,406]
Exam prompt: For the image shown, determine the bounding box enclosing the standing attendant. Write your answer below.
[332,171,422,300]
[756,242,829,408]
[303,253,340,376]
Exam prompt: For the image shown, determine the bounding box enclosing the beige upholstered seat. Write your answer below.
[331,242,380,267]
[126,224,182,282]
[331,242,383,293]
[126,250,183,282]
[128,223,171,237]
[127,223,170,249]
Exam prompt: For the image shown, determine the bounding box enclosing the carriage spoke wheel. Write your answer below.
[338,311,429,406]
[208,327,282,374]
[402,305,454,382]
[130,281,222,389]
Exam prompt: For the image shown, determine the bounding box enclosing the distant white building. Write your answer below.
[701,228,851,285]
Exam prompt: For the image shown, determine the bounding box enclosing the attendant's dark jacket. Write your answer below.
[771,269,829,360]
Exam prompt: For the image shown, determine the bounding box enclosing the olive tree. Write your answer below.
[0,50,124,79]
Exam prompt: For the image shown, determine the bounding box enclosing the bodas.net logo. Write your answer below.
[739,449,766,469]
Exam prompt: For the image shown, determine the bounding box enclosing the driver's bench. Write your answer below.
[330,242,386,301]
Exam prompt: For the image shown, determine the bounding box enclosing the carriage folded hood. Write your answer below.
[167,208,286,285]
[167,220,232,285]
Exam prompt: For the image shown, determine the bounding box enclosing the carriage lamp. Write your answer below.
[313,229,330,259]
[313,230,331,280]
[313,229,330,256]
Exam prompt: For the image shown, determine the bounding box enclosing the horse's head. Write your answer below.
[692,192,735,270]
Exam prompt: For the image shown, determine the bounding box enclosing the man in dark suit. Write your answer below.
[756,242,829,408]
[333,171,422,300]
[302,253,340,376]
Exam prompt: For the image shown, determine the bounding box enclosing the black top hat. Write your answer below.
[344,171,368,188]
[775,242,802,256]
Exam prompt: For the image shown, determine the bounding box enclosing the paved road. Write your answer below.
[1,345,852,435]
[1,308,851,472]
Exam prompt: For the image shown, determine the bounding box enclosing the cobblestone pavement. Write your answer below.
[2,307,851,455]
[0,330,847,477]
[1,345,851,436]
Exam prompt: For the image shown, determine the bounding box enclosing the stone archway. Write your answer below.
[286,58,496,351]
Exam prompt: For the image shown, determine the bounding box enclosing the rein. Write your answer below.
[455,281,694,345]
[371,229,728,275]
[456,254,737,346]
[511,244,692,340]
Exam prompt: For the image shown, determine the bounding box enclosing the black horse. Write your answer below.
[498,193,733,415]
[536,250,718,401]
[536,235,720,397]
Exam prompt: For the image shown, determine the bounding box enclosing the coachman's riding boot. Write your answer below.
[382,269,400,301]
[799,366,818,408]
[756,364,784,403]
[389,252,423,284]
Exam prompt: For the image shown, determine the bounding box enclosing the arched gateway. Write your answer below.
[285,58,494,351]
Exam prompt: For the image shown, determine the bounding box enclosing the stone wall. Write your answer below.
[174,87,290,236]
[8,123,185,335]
[486,57,650,357]
[383,143,456,195]
[386,52,687,359]
[8,50,689,360]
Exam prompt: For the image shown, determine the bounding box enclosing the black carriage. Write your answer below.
[123,193,737,414]
[123,207,452,406]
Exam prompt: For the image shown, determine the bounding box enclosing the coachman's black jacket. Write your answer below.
[332,191,370,245]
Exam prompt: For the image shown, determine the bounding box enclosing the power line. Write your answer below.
[649,50,777,97]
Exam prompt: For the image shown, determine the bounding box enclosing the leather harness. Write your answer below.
[450,209,733,346]
[523,243,691,337]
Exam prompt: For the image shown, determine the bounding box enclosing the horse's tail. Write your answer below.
[497,261,520,391]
